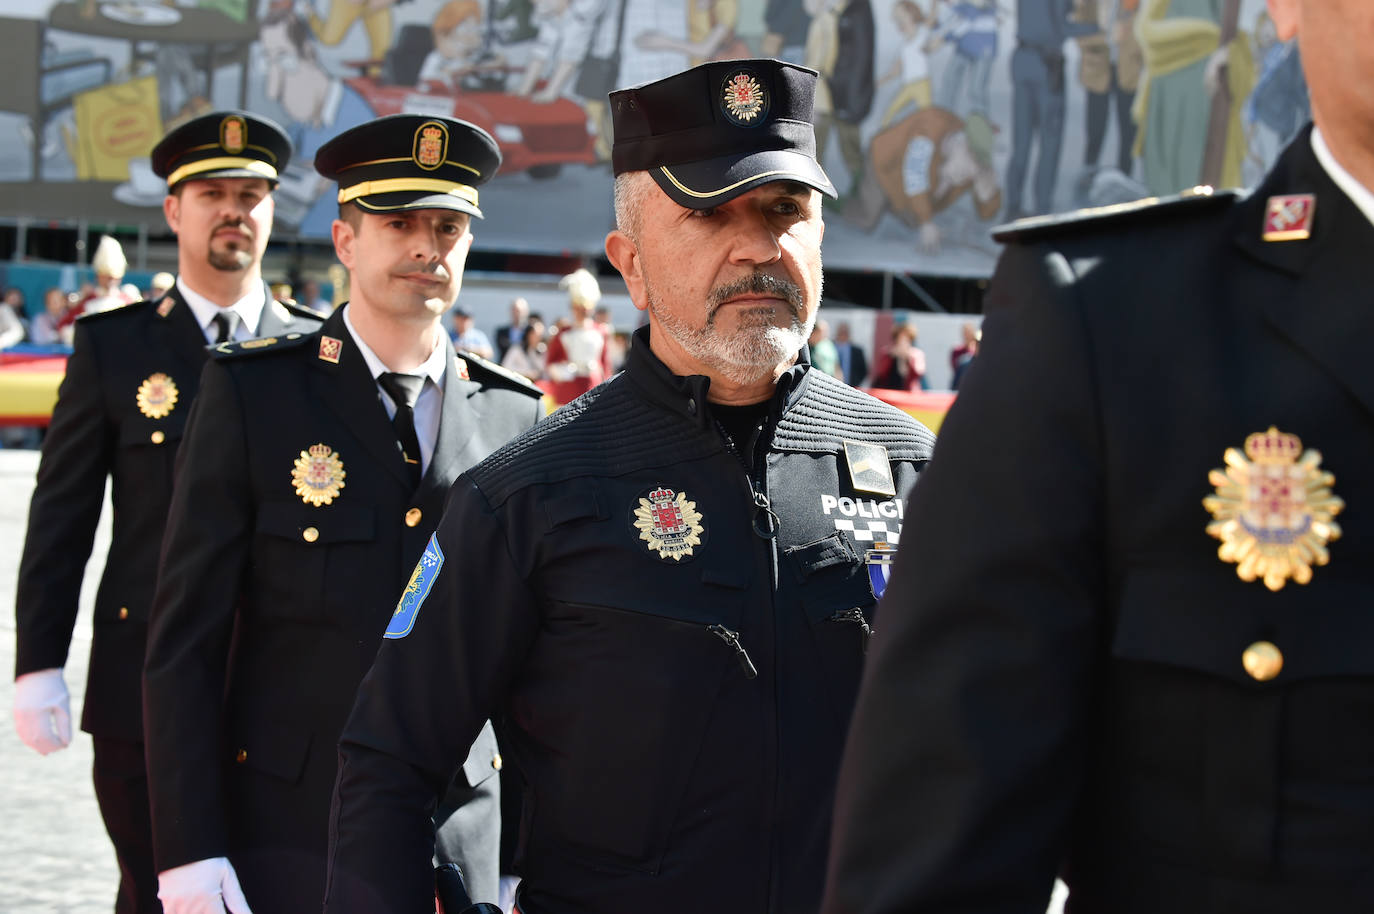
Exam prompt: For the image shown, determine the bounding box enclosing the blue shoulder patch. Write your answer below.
[385,534,444,639]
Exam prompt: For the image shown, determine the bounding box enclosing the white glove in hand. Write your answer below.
[13,668,72,755]
[158,857,254,914]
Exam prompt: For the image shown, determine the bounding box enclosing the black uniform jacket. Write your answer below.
[142,306,543,897]
[822,127,1374,914]
[14,287,320,740]
[325,327,936,914]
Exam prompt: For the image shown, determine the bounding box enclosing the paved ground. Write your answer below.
[0,447,1069,913]
[0,449,120,912]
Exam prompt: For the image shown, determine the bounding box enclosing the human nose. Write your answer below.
[410,226,442,263]
[727,212,782,266]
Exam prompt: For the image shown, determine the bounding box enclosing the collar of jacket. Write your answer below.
[623,324,814,431]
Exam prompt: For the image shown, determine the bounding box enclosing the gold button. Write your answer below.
[118,606,129,620]
[302,526,320,543]
[1243,641,1283,681]
[491,753,503,771]
[404,507,422,527]
[150,430,165,444]
[235,749,248,763]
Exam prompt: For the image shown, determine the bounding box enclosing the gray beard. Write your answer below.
[646,272,816,386]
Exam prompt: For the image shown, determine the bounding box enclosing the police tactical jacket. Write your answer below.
[326,326,935,914]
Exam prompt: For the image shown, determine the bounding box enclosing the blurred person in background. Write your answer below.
[501,320,547,381]
[30,288,71,346]
[494,296,529,361]
[833,320,869,386]
[545,266,611,402]
[872,322,926,390]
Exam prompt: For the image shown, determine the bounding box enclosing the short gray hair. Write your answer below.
[613,171,655,241]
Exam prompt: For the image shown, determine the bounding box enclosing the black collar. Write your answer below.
[622,324,813,431]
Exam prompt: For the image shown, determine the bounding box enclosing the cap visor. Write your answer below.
[651,149,836,210]
[179,166,279,186]
[352,191,483,219]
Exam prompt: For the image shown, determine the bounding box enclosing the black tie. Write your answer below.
[378,372,425,489]
[211,311,240,344]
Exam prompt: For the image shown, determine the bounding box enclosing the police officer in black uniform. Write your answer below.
[324,59,935,914]
[821,1,1374,911]
[12,111,319,914]
[142,115,543,914]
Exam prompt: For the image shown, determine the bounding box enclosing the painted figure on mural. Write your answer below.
[417,0,504,86]
[807,0,875,197]
[845,108,1002,255]
[876,0,936,128]
[930,0,1000,118]
[1003,0,1099,220]
[1073,0,1142,177]
[308,0,400,73]
[635,0,750,67]
[1132,0,1255,195]
[258,4,376,236]
[1242,8,1308,184]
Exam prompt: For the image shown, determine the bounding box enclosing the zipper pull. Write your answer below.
[828,608,873,653]
[708,624,758,679]
[749,485,779,540]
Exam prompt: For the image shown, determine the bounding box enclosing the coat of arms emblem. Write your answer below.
[220,115,246,154]
[136,373,178,419]
[634,486,706,561]
[414,121,448,170]
[292,443,346,506]
[1203,426,1344,591]
[721,71,767,126]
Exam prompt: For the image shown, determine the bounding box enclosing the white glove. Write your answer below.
[157,857,254,914]
[13,668,72,755]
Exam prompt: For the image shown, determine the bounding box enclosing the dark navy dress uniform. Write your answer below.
[14,111,313,914]
[822,125,1374,913]
[142,115,541,914]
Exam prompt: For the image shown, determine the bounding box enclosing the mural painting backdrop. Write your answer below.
[0,0,1308,277]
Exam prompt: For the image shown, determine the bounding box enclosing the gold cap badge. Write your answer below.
[292,443,346,506]
[414,121,448,171]
[1203,427,1344,591]
[634,486,705,561]
[136,373,178,419]
[220,115,247,155]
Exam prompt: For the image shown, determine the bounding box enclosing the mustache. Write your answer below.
[212,221,253,241]
[707,272,803,314]
[396,264,451,282]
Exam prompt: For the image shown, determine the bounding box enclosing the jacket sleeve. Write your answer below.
[821,242,1107,913]
[142,358,253,871]
[15,321,115,676]
[325,478,541,914]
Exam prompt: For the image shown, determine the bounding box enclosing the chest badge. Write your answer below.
[292,443,346,506]
[844,440,896,497]
[136,373,178,419]
[1202,426,1344,591]
[633,486,706,562]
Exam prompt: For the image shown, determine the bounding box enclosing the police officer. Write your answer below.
[324,59,935,914]
[821,1,1374,911]
[12,111,319,914]
[142,115,544,914]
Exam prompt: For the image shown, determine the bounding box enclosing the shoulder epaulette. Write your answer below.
[992,186,1240,245]
[211,330,315,359]
[74,298,147,324]
[457,349,545,398]
[270,298,327,323]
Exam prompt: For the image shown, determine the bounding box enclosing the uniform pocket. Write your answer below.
[252,502,376,621]
[786,532,877,718]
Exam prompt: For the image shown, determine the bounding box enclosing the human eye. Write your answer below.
[687,206,719,219]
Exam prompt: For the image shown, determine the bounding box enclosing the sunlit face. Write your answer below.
[1269,0,1374,149]
[164,177,273,276]
[609,178,825,386]
[332,208,474,322]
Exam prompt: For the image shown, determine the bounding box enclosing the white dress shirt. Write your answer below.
[342,305,448,474]
[1311,127,1374,230]
[176,277,266,344]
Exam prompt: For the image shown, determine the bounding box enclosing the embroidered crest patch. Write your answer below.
[414,120,448,170]
[220,115,246,154]
[633,486,706,561]
[1202,426,1344,591]
[292,443,346,506]
[386,533,444,639]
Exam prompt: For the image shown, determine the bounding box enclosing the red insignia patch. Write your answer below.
[1262,194,1315,242]
[318,336,342,364]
